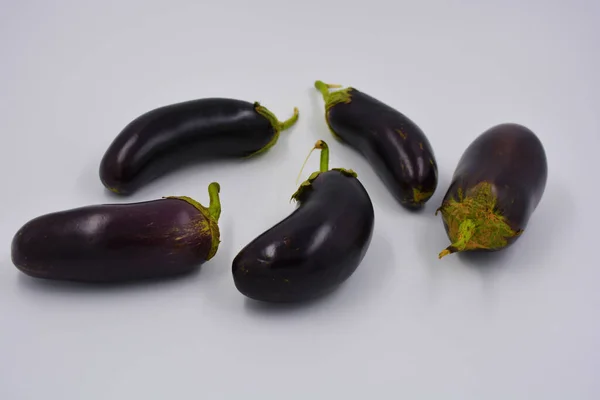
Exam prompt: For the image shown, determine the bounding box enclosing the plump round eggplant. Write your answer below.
[11,182,222,282]
[314,80,438,209]
[232,140,375,302]
[437,123,548,258]
[100,98,299,194]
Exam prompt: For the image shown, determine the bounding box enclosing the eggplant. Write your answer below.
[100,98,299,194]
[314,80,438,209]
[437,123,548,258]
[232,140,374,302]
[11,182,222,282]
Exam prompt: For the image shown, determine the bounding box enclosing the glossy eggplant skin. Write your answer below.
[316,82,438,208]
[100,98,297,195]
[11,194,220,282]
[437,123,547,257]
[232,171,374,303]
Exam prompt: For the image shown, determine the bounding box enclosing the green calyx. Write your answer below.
[166,182,222,261]
[250,103,299,157]
[314,80,353,110]
[436,181,522,259]
[291,168,357,202]
[290,139,357,202]
[314,80,353,141]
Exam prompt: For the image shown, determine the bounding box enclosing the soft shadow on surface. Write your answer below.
[459,181,571,272]
[242,231,395,316]
[75,161,103,196]
[415,170,451,260]
[425,179,572,289]
[15,265,202,296]
[457,249,514,272]
[243,287,345,315]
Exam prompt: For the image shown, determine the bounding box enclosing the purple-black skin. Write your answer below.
[315,81,438,209]
[11,197,219,283]
[99,98,298,195]
[441,123,548,248]
[233,172,374,302]
[232,141,374,303]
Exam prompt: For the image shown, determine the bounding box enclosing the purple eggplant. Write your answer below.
[437,124,548,258]
[232,140,374,302]
[11,182,222,282]
[314,80,438,209]
[100,98,299,195]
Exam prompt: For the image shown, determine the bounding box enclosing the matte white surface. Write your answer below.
[1,1,599,399]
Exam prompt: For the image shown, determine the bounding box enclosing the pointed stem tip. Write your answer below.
[314,80,342,102]
[295,140,330,185]
[207,182,221,222]
[438,247,456,259]
[315,140,329,172]
[279,107,299,131]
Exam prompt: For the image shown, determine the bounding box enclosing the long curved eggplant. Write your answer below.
[232,140,374,302]
[100,98,299,194]
[437,123,548,258]
[11,183,222,282]
[314,80,438,208]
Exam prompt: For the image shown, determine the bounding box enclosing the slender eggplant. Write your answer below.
[100,98,299,194]
[11,182,222,282]
[314,80,438,209]
[232,140,374,302]
[436,123,548,258]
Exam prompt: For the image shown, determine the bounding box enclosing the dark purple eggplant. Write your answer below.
[437,123,548,258]
[314,80,438,209]
[11,182,222,282]
[100,98,299,195]
[232,140,374,302]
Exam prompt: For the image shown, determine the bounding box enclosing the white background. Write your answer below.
[1,0,599,399]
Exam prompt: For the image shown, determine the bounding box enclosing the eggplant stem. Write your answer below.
[314,80,353,113]
[279,107,299,131]
[314,80,342,101]
[249,104,299,157]
[207,182,221,222]
[438,247,456,259]
[438,219,475,259]
[315,140,329,172]
[295,140,330,185]
[437,182,521,258]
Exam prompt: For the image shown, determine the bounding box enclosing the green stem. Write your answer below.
[255,104,299,133]
[438,219,476,259]
[207,182,221,222]
[249,104,299,157]
[279,107,299,131]
[295,140,329,184]
[314,80,342,102]
[315,80,330,102]
[315,140,329,172]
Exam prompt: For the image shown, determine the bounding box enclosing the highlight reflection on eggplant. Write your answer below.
[100,98,299,194]
[437,123,548,258]
[314,80,438,208]
[232,140,374,303]
[11,182,222,282]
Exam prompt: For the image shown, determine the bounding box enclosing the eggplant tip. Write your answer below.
[437,182,521,255]
[438,248,456,259]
